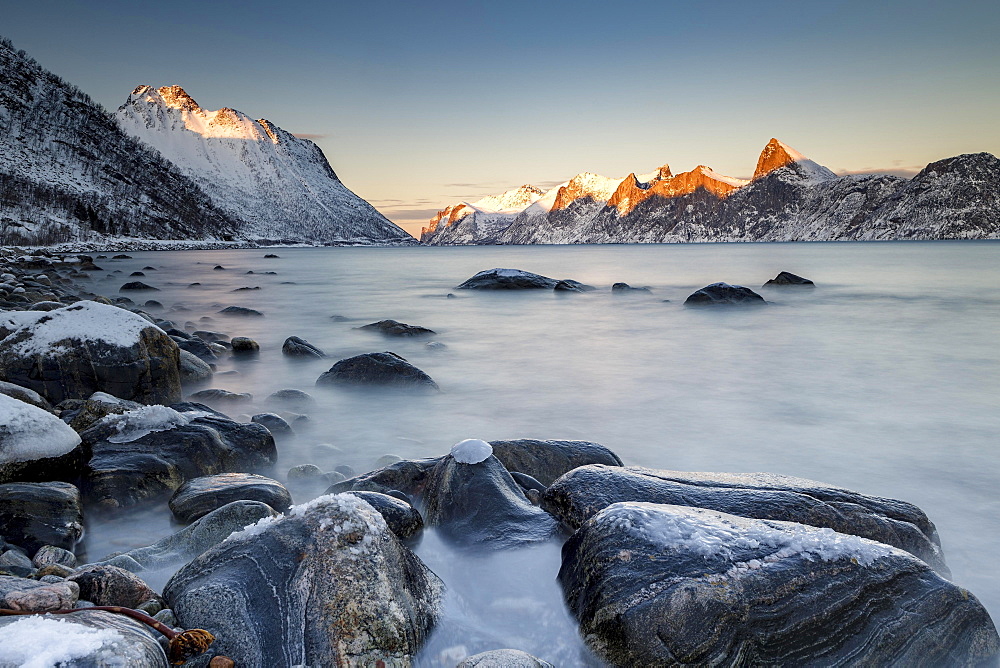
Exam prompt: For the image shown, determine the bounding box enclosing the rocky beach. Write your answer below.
[0,247,997,666]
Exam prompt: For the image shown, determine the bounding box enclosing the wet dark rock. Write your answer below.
[0,482,83,553]
[143,299,163,309]
[490,439,623,486]
[251,413,293,438]
[764,270,815,286]
[0,380,52,411]
[68,564,162,608]
[684,282,766,305]
[281,336,326,358]
[0,550,34,577]
[178,349,214,386]
[32,545,77,569]
[175,336,218,363]
[343,491,423,541]
[57,394,142,433]
[98,500,278,574]
[0,301,182,405]
[218,305,264,317]
[232,286,260,292]
[333,464,356,478]
[142,266,156,271]
[169,474,291,524]
[542,466,949,574]
[188,388,253,405]
[230,336,260,354]
[326,457,441,499]
[130,271,146,277]
[80,407,276,508]
[456,268,560,290]
[422,455,557,548]
[120,281,159,291]
[316,352,438,390]
[559,502,999,666]
[188,282,201,287]
[166,327,190,339]
[357,320,436,337]
[510,471,546,496]
[164,494,443,667]
[287,464,323,480]
[263,253,280,258]
[266,388,314,410]
[213,265,226,271]
[192,330,228,343]
[458,650,555,667]
[112,255,132,260]
[553,280,591,292]
[611,282,652,293]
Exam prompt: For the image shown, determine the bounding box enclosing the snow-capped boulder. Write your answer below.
[80,404,276,508]
[0,380,52,411]
[164,494,443,667]
[559,502,999,666]
[683,282,766,305]
[0,392,83,483]
[542,466,948,574]
[0,301,182,405]
[0,611,168,668]
[0,481,83,553]
[489,439,622,486]
[422,453,557,548]
[316,352,439,390]
[169,474,292,524]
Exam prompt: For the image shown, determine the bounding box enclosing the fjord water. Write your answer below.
[83,241,999,664]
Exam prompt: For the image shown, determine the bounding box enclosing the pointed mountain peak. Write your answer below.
[156,85,201,112]
[656,164,673,180]
[753,138,835,181]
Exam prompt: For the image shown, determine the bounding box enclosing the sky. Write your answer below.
[4,0,999,238]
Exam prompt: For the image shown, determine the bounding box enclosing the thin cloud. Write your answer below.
[835,167,922,178]
[293,132,326,140]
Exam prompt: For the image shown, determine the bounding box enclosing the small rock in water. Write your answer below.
[213,265,226,271]
[218,305,264,317]
[611,282,652,293]
[451,438,493,464]
[684,282,766,305]
[764,270,815,286]
[282,336,326,358]
[119,281,158,291]
[230,336,260,354]
[357,320,436,337]
[287,464,324,480]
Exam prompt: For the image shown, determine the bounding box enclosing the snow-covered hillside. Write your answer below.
[117,85,412,244]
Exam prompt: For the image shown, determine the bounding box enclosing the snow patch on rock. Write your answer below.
[0,616,127,668]
[450,438,493,464]
[0,392,81,464]
[96,404,213,444]
[0,301,161,357]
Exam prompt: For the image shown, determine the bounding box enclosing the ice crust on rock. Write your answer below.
[451,438,493,464]
[96,404,214,444]
[0,393,81,464]
[600,501,899,568]
[0,301,161,356]
[0,616,126,668]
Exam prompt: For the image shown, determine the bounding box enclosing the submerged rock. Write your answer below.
[251,413,293,439]
[169,474,292,524]
[187,388,252,405]
[266,388,314,410]
[80,404,276,507]
[218,306,264,317]
[559,502,999,666]
[542,465,949,574]
[0,481,83,553]
[357,320,436,337]
[456,268,561,290]
[684,282,766,305]
[178,349,213,386]
[611,282,651,293]
[164,494,443,667]
[119,281,158,291]
[764,270,815,286]
[489,438,622,486]
[316,352,439,390]
[0,301,182,405]
[281,336,326,358]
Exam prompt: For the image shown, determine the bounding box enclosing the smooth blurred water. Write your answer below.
[78,241,1000,664]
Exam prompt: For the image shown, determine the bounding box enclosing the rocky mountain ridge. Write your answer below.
[421,139,1000,245]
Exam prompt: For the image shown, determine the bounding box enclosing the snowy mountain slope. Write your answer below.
[421,185,542,244]
[422,139,1000,245]
[117,86,412,243]
[0,38,238,245]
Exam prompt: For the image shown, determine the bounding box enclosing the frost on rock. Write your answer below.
[0,616,126,668]
[450,438,493,464]
[96,404,213,444]
[0,392,81,464]
[0,301,161,357]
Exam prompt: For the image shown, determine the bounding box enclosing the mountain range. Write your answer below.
[421,139,1000,245]
[0,37,411,246]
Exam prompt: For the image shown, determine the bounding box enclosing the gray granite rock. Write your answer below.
[164,494,443,667]
[67,564,162,608]
[489,438,622,486]
[0,576,78,611]
[32,545,77,569]
[169,475,291,524]
[559,502,999,666]
[281,336,326,358]
[0,481,83,553]
[458,649,555,667]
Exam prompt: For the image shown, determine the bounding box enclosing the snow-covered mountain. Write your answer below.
[117,85,412,244]
[421,139,1000,245]
[0,38,238,245]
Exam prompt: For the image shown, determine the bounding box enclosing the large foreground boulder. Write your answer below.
[0,481,83,553]
[0,301,181,404]
[80,404,277,507]
[0,393,82,484]
[559,502,999,666]
[164,494,443,667]
[316,352,439,390]
[542,466,949,574]
[684,282,766,305]
[0,610,168,667]
[489,439,622,486]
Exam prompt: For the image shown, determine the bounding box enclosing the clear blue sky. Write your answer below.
[5,0,999,236]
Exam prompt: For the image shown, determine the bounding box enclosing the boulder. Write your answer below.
[0,393,83,484]
[342,491,423,541]
[0,610,169,667]
[97,500,278,574]
[316,352,438,390]
[458,650,555,667]
[0,575,79,611]
[230,336,260,354]
[164,494,443,667]
[119,282,158,291]
[357,320,436,337]
[0,301,182,405]
[559,502,1000,666]
[175,337,218,363]
[218,306,264,317]
[281,336,326,358]
[187,388,252,405]
[251,413,293,439]
[0,380,52,411]
[266,388,314,410]
[67,564,162,609]
[489,439,622,486]
[0,481,83,553]
[764,271,815,286]
[326,457,441,499]
[456,268,560,290]
[169,474,292,524]
[553,280,595,292]
[178,349,214,386]
[32,545,77,569]
[542,466,949,574]
[684,282,766,305]
[422,454,557,548]
[57,393,143,433]
[80,404,276,508]
[611,282,651,293]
